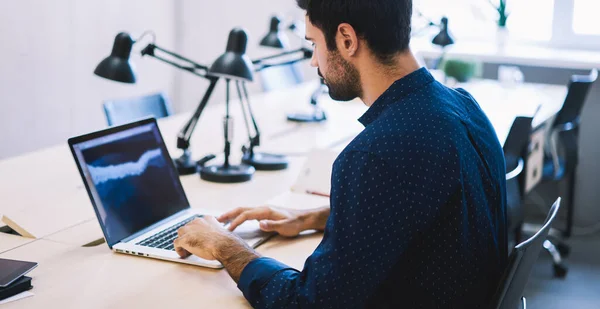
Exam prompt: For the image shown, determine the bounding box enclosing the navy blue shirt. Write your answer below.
[238,68,507,308]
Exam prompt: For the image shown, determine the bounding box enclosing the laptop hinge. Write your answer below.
[120,209,192,244]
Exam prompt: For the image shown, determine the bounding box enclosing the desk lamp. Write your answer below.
[95,29,291,181]
[208,28,290,174]
[94,31,219,176]
[258,16,326,123]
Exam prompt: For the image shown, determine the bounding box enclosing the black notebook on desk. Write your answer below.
[0,276,32,301]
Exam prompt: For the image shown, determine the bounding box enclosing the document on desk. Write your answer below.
[267,149,337,209]
[291,149,338,194]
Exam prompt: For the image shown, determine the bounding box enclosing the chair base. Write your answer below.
[543,239,569,279]
[524,223,570,279]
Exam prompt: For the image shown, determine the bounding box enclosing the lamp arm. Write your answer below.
[176,77,219,150]
[140,44,210,77]
[254,56,311,72]
[233,82,261,152]
[252,47,312,65]
[242,82,260,145]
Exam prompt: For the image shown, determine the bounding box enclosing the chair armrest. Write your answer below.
[506,158,524,181]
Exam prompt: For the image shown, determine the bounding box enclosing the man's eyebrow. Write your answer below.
[305,36,314,41]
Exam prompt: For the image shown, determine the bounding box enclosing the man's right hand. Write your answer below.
[217,206,329,237]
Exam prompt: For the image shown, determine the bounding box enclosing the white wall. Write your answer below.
[0,0,177,159]
[173,0,306,112]
[0,0,306,160]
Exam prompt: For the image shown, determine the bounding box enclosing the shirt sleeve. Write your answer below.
[237,150,453,308]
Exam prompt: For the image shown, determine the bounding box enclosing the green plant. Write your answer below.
[489,0,509,27]
[440,58,483,83]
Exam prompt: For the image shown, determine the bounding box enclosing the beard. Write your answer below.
[319,50,362,101]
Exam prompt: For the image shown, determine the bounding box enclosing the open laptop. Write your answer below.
[68,118,271,268]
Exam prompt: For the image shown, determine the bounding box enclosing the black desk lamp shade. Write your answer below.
[432,17,455,48]
[260,16,290,49]
[209,28,254,82]
[94,32,136,83]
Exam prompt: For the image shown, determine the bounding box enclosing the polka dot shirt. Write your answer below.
[238,68,508,308]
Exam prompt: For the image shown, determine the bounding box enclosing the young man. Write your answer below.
[173,0,508,307]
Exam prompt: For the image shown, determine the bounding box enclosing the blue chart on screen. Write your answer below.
[80,127,188,244]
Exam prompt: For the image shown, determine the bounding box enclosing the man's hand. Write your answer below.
[218,206,330,237]
[174,216,260,283]
[174,216,235,260]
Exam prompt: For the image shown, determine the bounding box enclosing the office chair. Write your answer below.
[103,92,173,126]
[503,117,534,251]
[543,69,598,237]
[525,69,598,277]
[490,198,561,309]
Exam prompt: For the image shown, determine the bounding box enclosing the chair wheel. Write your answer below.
[553,264,568,279]
[557,243,571,257]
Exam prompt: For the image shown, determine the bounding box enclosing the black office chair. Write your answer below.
[543,69,598,237]
[503,117,534,251]
[490,198,562,309]
[524,69,598,278]
[103,92,173,126]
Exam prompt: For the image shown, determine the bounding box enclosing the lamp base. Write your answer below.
[173,153,198,175]
[242,152,288,171]
[200,164,255,183]
[287,111,327,123]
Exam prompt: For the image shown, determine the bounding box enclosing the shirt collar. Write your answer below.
[358,67,435,127]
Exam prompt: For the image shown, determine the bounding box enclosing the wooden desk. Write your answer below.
[0,236,322,309]
[0,233,33,254]
[0,77,567,308]
[1,78,565,240]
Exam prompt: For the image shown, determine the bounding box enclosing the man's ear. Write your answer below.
[336,23,359,57]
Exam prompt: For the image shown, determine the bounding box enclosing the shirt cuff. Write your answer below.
[238,257,297,302]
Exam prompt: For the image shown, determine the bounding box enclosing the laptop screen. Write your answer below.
[70,120,189,248]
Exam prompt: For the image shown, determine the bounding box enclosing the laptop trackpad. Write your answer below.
[230,220,270,239]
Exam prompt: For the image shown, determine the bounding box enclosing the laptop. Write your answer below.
[68,118,271,268]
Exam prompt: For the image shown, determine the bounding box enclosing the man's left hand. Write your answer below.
[174,216,235,260]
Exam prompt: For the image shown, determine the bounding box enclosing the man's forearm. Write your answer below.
[213,235,261,283]
[214,207,329,283]
[303,206,330,231]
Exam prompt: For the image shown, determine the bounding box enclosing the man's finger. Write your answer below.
[174,237,191,258]
[259,219,288,232]
[228,208,271,231]
[177,226,189,237]
[217,207,251,223]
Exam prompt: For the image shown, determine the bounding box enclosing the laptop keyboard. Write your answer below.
[135,216,200,251]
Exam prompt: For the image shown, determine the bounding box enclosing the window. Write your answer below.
[414,0,554,43]
[572,0,600,35]
[414,0,600,50]
[506,0,554,42]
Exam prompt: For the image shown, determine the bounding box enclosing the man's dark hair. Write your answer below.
[297,0,412,64]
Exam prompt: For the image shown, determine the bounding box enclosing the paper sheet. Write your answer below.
[290,149,339,195]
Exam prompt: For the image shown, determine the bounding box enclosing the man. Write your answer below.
[174,0,508,307]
